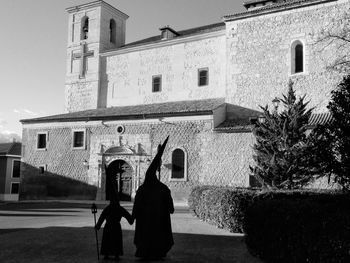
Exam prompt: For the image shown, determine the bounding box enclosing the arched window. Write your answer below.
[109,19,116,44]
[81,16,89,40]
[171,148,186,180]
[291,40,304,74]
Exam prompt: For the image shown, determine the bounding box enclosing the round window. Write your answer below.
[116,125,125,134]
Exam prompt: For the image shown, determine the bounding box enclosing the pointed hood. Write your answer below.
[144,136,169,183]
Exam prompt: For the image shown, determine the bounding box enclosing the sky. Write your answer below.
[0,0,245,142]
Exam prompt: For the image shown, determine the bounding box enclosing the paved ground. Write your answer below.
[0,201,261,263]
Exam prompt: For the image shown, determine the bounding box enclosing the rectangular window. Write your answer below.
[37,133,47,149]
[12,160,21,178]
[38,165,46,175]
[198,68,209,86]
[73,130,86,149]
[152,75,162,92]
[11,183,20,194]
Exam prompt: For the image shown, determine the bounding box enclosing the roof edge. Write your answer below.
[20,110,215,125]
[102,24,225,57]
[223,0,338,22]
[65,0,129,19]
[0,154,22,158]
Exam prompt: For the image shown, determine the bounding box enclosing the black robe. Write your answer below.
[132,179,174,258]
[96,204,132,257]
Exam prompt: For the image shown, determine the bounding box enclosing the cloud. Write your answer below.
[13,108,39,116]
[0,131,21,143]
[0,118,8,130]
[23,109,38,116]
[0,118,7,126]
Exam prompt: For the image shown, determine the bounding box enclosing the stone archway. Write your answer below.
[105,159,133,201]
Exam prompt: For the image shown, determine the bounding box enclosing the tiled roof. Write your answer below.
[109,22,225,50]
[223,0,337,22]
[21,98,225,124]
[214,118,254,133]
[243,0,277,7]
[0,142,21,156]
[214,112,333,133]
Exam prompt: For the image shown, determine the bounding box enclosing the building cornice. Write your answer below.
[101,30,225,57]
[223,0,338,22]
[22,115,214,129]
[0,154,21,158]
[21,111,214,125]
[66,0,129,20]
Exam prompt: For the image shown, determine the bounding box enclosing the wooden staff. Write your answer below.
[91,203,100,261]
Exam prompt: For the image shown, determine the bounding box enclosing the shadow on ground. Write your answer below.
[0,213,79,217]
[0,202,189,214]
[0,227,260,263]
[0,202,106,211]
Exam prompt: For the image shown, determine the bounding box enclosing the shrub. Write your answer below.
[188,186,346,235]
[188,186,257,233]
[244,193,350,263]
[187,185,212,215]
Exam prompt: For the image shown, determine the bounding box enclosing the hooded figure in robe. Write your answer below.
[132,136,175,259]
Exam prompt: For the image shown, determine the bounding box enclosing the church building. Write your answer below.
[20,0,349,201]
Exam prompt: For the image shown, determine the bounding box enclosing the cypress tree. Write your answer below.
[250,81,313,189]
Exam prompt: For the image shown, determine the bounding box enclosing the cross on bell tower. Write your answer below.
[73,43,94,78]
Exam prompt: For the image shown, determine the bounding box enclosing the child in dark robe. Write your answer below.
[95,199,133,260]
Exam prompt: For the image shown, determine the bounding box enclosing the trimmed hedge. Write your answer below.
[244,194,350,263]
[188,186,257,233]
[20,174,97,200]
[188,185,348,234]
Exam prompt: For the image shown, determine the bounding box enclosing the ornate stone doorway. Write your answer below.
[105,160,133,201]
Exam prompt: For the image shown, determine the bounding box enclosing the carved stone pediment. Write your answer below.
[104,146,135,156]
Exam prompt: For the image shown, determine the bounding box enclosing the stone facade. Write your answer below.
[21,0,350,201]
[22,116,252,201]
[199,132,253,187]
[105,34,226,106]
[225,0,349,112]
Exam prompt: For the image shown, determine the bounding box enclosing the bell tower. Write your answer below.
[65,1,128,112]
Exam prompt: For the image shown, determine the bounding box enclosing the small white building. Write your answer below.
[0,142,21,201]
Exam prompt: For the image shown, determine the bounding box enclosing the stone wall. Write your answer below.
[21,126,90,183]
[64,81,99,112]
[225,0,349,113]
[99,7,127,51]
[199,132,254,187]
[21,118,253,201]
[105,34,226,107]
